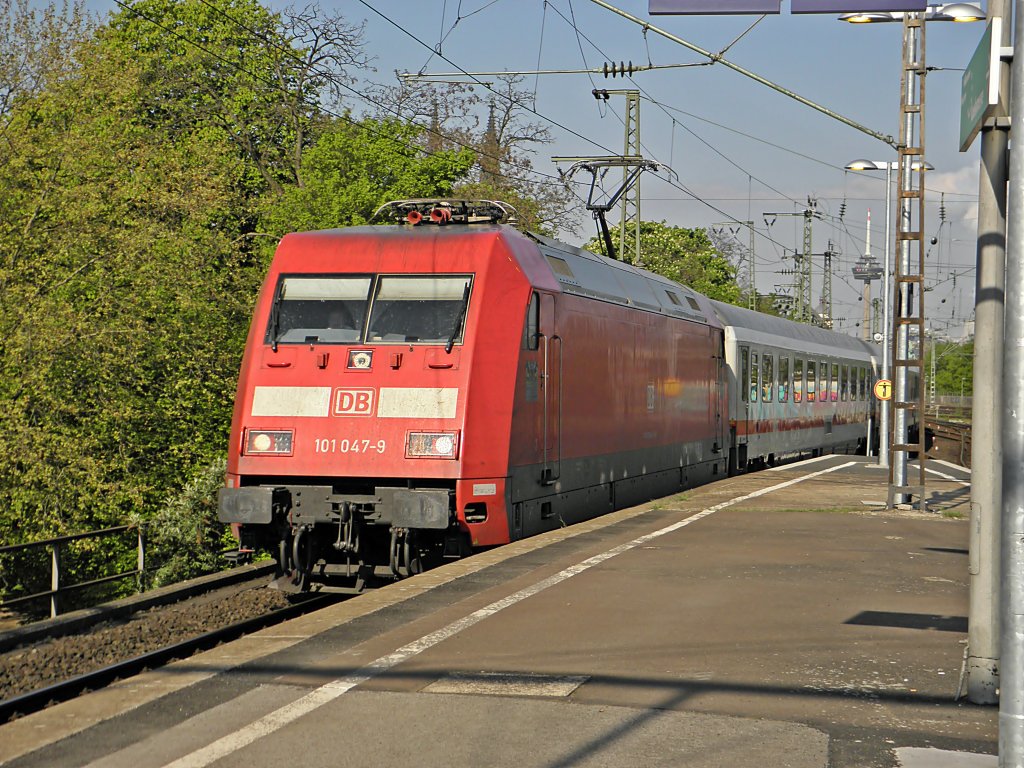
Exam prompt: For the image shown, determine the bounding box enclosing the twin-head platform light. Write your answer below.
[840,2,984,22]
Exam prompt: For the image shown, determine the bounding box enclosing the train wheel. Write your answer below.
[271,529,312,593]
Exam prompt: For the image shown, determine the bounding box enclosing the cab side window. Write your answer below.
[524,293,540,351]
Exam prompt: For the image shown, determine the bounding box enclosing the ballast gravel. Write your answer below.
[0,585,291,702]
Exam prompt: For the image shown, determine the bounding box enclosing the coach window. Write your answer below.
[762,354,774,402]
[750,351,759,403]
[806,360,816,402]
[779,356,790,402]
[740,347,750,403]
[818,361,827,403]
[860,367,867,400]
[524,293,540,351]
[794,358,804,403]
[840,364,849,401]
[830,363,839,401]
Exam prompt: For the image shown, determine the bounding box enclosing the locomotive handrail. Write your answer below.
[540,333,563,485]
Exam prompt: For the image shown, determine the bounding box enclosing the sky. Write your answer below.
[77,0,990,338]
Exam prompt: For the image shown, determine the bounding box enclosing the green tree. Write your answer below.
[106,0,367,197]
[1,0,94,124]
[260,115,476,233]
[371,76,578,236]
[585,221,742,304]
[0,0,371,554]
[927,339,974,397]
[0,36,261,544]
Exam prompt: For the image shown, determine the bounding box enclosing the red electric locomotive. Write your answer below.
[218,200,727,591]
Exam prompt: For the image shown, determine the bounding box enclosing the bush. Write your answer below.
[138,458,235,588]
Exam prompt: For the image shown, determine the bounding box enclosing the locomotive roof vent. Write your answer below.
[372,199,518,227]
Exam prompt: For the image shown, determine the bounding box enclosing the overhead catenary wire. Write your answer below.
[114,0,973,319]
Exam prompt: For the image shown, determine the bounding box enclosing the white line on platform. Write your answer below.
[913,462,971,488]
[161,461,857,768]
[766,453,836,471]
[929,458,971,474]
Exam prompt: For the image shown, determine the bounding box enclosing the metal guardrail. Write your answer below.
[0,526,145,618]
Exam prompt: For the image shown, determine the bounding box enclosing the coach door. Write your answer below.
[730,345,751,473]
[713,340,726,456]
[539,293,561,485]
[739,346,753,443]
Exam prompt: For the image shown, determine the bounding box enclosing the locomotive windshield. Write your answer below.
[266,274,472,346]
[366,276,472,344]
[267,276,371,344]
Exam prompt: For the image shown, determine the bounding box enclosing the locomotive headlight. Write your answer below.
[244,429,294,455]
[406,431,459,459]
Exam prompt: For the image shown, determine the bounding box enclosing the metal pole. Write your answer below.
[138,526,146,593]
[968,0,1010,706]
[893,151,911,499]
[1000,0,1024,759]
[748,222,756,311]
[50,544,61,619]
[889,14,927,508]
[880,164,893,468]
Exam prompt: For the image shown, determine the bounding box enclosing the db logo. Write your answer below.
[334,388,375,416]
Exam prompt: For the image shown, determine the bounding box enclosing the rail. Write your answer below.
[0,593,336,723]
[0,526,144,619]
[927,418,972,467]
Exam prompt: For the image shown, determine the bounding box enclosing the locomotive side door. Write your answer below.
[539,293,561,485]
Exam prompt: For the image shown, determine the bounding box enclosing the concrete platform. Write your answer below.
[0,456,995,768]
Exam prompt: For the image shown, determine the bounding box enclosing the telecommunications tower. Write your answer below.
[852,211,883,341]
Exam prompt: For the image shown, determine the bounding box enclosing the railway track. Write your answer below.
[0,561,278,652]
[0,569,339,722]
[927,418,971,468]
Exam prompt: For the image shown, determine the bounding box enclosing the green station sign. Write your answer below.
[960,19,1003,152]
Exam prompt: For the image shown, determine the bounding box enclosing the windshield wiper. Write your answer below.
[445,282,471,354]
[270,282,286,352]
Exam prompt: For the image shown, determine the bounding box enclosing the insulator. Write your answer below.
[838,201,847,220]
[602,61,635,78]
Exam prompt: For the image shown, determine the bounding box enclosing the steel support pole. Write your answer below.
[968,0,1010,707]
[880,165,892,468]
[889,15,927,510]
[1000,0,1024,759]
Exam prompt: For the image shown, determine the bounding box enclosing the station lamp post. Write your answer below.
[840,2,982,510]
[842,0,996,709]
[844,159,933,469]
